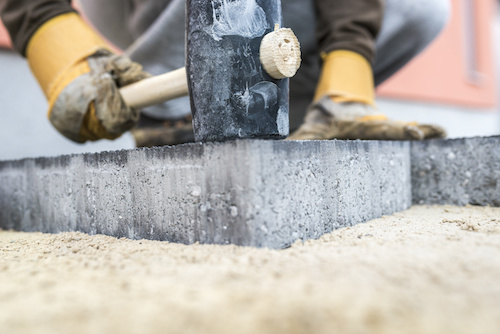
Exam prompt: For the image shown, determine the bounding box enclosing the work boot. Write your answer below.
[132,114,195,147]
[288,97,447,141]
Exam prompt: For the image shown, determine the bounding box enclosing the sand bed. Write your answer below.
[1,205,500,334]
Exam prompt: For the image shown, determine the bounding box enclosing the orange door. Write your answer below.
[378,0,498,109]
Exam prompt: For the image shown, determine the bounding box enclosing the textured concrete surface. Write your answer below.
[0,140,411,248]
[411,136,500,206]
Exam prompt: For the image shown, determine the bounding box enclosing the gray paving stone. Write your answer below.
[411,136,500,206]
[0,140,411,248]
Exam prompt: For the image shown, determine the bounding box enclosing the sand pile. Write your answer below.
[1,205,499,334]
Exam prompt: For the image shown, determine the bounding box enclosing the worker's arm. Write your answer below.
[289,0,446,141]
[0,1,149,143]
[0,0,74,56]
[312,0,384,106]
[314,0,384,64]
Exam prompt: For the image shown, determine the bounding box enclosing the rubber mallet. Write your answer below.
[119,0,300,142]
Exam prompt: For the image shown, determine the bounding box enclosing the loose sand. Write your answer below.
[1,205,500,334]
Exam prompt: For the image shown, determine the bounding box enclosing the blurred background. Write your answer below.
[0,0,499,160]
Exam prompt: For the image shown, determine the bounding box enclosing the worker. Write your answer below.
[0,0,449,146]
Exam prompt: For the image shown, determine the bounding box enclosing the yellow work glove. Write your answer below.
[26,13,150,143]
[289,50,446,141]
[289,97,446,140]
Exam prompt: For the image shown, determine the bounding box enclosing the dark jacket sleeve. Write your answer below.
[314,0,384,64]
[0,0,75,56]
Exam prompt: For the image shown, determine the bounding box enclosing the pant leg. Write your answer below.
[373,0,451,85]
[77,0,135,51]
[282,0,320,130]
[125,0,188,120]
[78,0,172,49]
[127,0,174,39]
[286,0,450,94]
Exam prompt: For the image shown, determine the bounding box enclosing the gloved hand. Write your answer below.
[26,13,150,143]
[289,50,446,141]
[288,97,447,140]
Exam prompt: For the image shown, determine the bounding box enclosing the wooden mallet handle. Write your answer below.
[119,67,188,109]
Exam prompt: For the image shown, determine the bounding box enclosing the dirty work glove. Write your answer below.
[289,50,446,141]
[288,98,447,140]
[26,13,150,143]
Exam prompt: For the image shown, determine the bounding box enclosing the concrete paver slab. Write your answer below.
[411,136,500,206]
[0,140,411,248]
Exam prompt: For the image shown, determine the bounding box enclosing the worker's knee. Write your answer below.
[282,0,316,52]
[393,0,450,46]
